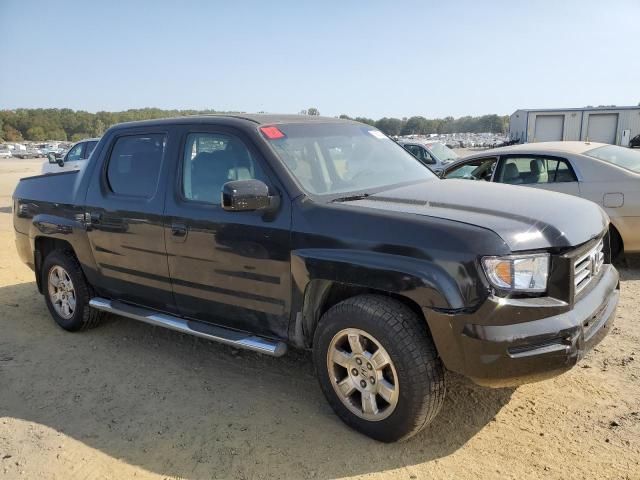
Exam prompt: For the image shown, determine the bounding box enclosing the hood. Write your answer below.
[339,180,608,251]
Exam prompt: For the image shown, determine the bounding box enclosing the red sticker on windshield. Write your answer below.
[260,126,285,139]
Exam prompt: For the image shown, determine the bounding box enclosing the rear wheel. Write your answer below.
[313,294,446,442]
[42,250,104,331]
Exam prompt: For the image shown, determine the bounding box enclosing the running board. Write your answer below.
[89,297,287,357]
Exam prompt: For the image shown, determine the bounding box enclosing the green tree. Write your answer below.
[3,125,23,141]
[26,126,47,141]
[375,117,403,136]
[354,116,376,126]
[71,132,92,142]
[93,119,105,137]
[401,116,428,135]
[307,107,320,116]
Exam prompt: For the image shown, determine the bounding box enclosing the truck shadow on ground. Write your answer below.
[617,254,640,281]
[1,281,514,479]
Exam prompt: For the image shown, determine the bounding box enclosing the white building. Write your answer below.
[509,106,640,146]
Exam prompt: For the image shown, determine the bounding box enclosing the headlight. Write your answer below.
[482,253,549,292]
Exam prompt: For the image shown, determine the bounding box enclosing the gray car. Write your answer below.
[442,141,640,258]
[397,139,459,174]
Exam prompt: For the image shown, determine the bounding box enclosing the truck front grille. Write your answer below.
[574,239,604,296]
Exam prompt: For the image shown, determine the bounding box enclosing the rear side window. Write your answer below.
[84,141,98,159]
[498,156,576,185]
[107,134,166,197]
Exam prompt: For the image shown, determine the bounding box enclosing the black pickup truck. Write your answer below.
[13,115,619,442]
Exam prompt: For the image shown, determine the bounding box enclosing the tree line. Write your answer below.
[338,113,509,136]
[0,107,509,142]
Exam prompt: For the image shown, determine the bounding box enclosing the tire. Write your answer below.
[42,249,104,331]
[313,294,445,442]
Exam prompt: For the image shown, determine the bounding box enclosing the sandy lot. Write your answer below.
[0,158,638,480]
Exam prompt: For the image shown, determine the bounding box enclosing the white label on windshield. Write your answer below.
[368,130,386,139]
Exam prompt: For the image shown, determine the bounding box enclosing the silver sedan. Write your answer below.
[442,141,640,257]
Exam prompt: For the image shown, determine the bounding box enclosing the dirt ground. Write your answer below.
[0,157,638,480]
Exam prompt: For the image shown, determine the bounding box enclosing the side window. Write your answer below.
[66,143,84,162]
[182,132,266,204]
[498,157,576,185]
[106,134,166,197]
[444,157,496,181]
[546,159,577,182]
[83,141,98,159]
[404,145,434,164]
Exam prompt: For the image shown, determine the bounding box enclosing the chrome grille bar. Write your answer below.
[574,240,604,296]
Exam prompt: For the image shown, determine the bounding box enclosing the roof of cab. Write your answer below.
[109,113,358,130]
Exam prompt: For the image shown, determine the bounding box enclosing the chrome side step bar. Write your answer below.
[89,297,287,357]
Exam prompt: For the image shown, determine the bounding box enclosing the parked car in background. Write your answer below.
[42,138,99,174]
[14,116,618,442]
[13,149,42,159]
[441,141,640,258]
[0,147,12,158]
[397,139,459,175]
[629,134,640,148]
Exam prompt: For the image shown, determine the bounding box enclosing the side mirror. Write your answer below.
[47,153,57,164]
[222,180,278,212]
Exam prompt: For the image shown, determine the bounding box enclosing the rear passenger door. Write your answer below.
[85,128,177,313]
[164,126,292,339]
[495,155,580,196]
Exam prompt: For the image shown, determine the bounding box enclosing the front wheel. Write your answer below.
[313,295,445,442]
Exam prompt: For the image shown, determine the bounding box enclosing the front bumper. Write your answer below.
[425,264,619,387]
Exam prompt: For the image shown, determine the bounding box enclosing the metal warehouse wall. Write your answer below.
[512,107,640,145]
[526,111,581,142]
[579,109,640,144]
[509,110,528,142]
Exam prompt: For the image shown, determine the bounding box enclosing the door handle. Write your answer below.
[171,223,187,237]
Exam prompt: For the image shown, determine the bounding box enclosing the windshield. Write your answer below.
[264,123,437,196]
[584,145,640,173]
[426,142,458,163]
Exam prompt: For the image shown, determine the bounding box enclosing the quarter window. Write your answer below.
[498,157,576,185]
[106,134,165,197]
[182,132,265,204]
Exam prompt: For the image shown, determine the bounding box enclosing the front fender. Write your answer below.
[292,249,467,311]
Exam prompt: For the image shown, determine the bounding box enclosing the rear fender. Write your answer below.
[29,213,99,293]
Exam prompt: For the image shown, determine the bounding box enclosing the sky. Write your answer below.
[1,0,639,119]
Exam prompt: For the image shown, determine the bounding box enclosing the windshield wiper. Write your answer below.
[331,193,372,203]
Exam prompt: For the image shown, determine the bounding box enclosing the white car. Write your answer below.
[442,141,640,258]
[42,138,99,174]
